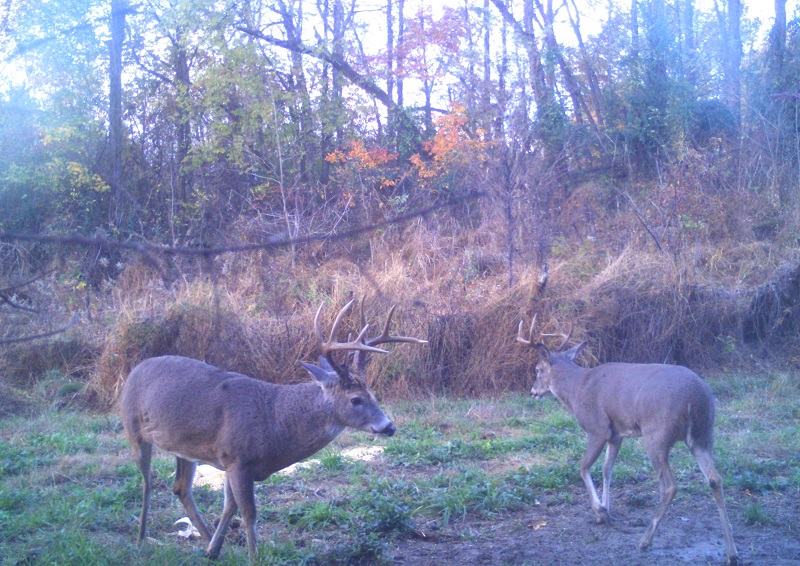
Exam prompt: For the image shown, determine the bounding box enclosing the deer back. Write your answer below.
[119,354,393,479]
[540,349,715,445]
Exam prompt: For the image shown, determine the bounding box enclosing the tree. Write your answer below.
[108,0,128,227]
[719,0,742,126]
[236,16,421,157]
[768,0,787,78]
[0,0,110,235]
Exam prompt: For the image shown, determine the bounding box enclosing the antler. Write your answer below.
[364,303,428,348]
[516,314,537,347]
[354,300,428,370]
[516,314,572,351]
[545,322,573,352]
[315,300,390,378]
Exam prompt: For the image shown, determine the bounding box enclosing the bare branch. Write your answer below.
[235,24,419,144]
[0,191,485,259]
[625,192,664,253]
[0,293,38,313]
[0,270,54,295]
[0,313,79,345]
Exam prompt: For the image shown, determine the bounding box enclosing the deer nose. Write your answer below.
[376,422,396,437]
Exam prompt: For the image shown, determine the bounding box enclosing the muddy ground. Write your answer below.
[388,485,800,565]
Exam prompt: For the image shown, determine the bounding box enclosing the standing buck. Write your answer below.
[120,300,426,562]
[517,316,738,566]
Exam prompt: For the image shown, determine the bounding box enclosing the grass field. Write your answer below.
[1,371,799,564]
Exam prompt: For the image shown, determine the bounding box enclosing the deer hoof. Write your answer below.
[726,556,739,566]
[595,507,612,524]
[636,538,652,551]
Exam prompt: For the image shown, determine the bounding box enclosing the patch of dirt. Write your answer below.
[389,486,800,565]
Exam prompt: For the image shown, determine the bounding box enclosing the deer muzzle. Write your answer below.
[373,421,396,436]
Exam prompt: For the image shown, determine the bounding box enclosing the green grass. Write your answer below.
[0,370,798,564]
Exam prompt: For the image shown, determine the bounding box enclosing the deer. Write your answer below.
[516,316,738,566]
[119,299,426,562]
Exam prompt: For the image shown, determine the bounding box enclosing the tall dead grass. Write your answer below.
[81,200,800,407]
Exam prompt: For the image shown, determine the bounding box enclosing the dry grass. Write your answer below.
[8,176,800,408]
[75,216,800,406]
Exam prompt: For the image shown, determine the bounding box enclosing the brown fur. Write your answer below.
[120,301,426,562]
[523,331,738,566]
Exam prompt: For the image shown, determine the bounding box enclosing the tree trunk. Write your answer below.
[386,0,394,146]
[723,0,742,127]
[769,0,787,79]
[482,0,493,133]
[496,9,508,137]
[682,0,696,91]
[540,0,557,102]
[108,0,126,226]
[630,0,639,78]
[397,0,405,109]
[173,39,191,203]
[566,0,605,129]
[276,0,313,184]
[332,0,345,143]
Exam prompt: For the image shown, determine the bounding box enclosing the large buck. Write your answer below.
[120,300,426,562]
[517,316,738,566]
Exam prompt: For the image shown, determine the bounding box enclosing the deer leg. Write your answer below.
[134,441,152,542]
[692,448,739,566]
[638,439,677,551]
[581,435,611,524]
[206,474,238,560]
[601,436,622,512]
[226,470,258,563]
[173,458,212,542]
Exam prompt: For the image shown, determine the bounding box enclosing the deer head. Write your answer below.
[301,299,427,436]
[517,314,581,398]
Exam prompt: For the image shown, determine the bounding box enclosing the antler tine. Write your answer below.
[328,299,356,345]
[516,313,537,347]
[556,321,573,351]
[541,320,573,351]
[315,300,389,358]
[314,302,327,345]
[365,304,428,347]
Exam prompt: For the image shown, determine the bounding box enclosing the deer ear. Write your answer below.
[318,356,335,372]
[563,342,586,361]
[299,360,339,387]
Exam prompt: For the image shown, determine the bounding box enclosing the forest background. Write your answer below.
[2,0,800,406]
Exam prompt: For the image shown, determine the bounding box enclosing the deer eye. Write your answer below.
[350,397,364,406]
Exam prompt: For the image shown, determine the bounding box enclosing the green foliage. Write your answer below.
[0,96,109,234]
[419,469,527,525]
[344,477,416,535]
[316,448,348,472]
[742,501,772,526]
[0,442,56,477]
[511,461,579,492]
[285,501,349,530]
[315,532,388,565]
[385,434,553,466]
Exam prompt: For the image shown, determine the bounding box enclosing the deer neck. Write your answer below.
[549,363,586,415]
[268,383,346,464]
